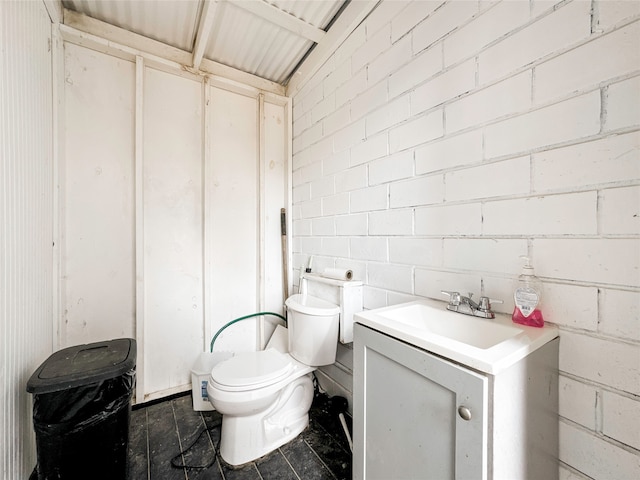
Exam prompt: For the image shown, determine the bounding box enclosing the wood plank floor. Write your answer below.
[128,392,352,480]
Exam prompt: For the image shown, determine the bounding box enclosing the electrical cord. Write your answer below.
[311,372,320,397]
[170,420,222,470]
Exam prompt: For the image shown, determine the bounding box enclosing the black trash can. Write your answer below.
[26,338,136,480]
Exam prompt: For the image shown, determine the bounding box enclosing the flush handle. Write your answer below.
[458,406,472,421]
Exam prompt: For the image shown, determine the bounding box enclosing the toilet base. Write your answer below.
[218,374,314,466]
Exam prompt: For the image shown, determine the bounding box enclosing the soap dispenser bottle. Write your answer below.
[512,256,545,328]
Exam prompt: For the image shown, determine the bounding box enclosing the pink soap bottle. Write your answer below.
[512,256,545,328]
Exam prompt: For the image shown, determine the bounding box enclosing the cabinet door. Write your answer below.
[354,324,488,480]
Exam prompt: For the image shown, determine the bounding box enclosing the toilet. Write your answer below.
[206,273,363,466]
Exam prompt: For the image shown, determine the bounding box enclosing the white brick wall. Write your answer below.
[607,74,640,131]
[560,331,640,395]
[532,132,639,191]
[445,155,530,201]
[415,129,484,172]
[443,0,530,67]
[369,150,413,185]
[483,91,601,158]
[534,22,640,105]
[389,45,442,99]
[559,375,598,430]
[478,0,592,85]
[389,109,443,152]
[445,70,532,133]
[602,390,640,450]
[600,289,640,342]
[560,421,640,480]
[410,59,476,113]
[291,1,640,478]
[412,0,478,53]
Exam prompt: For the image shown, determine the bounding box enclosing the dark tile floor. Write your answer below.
[128,391,353,480]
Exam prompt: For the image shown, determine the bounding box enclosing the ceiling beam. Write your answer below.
[62,8,285,96]
[192,0,219,70]
[232,0,326,44]
[286,0,380,97]
[43,0,63,24]
[64,8,188,65]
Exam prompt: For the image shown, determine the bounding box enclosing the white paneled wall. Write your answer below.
[291,1,640,478]
[60,41,289,402]
[62,43,136,345]
[0,1,54,478]
[143,67,204,395]
[208,87,259,353]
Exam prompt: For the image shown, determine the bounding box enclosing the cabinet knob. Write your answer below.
[458,406,472,421]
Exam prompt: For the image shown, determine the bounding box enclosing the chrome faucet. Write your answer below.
[441,291,503,319]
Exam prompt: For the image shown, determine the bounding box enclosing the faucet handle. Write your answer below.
[441,291,461,305]
[478,296,503,311]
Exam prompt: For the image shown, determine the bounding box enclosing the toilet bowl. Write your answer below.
[207,294,342,466]
[207,347,315,465]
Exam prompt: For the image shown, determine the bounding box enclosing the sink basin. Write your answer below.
[354,299,558,374]
[378,303,522,349]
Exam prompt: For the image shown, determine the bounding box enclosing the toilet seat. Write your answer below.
[210,349,293,392]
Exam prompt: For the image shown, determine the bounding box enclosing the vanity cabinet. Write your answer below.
[353,323,559,480]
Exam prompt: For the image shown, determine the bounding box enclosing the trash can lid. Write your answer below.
[27,338,136,394]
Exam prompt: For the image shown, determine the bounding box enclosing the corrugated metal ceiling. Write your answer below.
[61,0,348,85]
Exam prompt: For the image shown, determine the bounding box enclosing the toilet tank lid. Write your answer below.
[211,349,292,388]
[285,294,340,316]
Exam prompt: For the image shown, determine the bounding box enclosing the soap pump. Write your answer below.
[512,256,545,328]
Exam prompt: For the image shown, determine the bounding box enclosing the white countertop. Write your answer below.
[354,298,559,375]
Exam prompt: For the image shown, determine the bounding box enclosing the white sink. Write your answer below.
[379,303,523,349]
[354,299,558,374]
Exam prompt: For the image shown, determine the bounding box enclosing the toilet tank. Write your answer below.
[285,294,340,366]
[300,273,363,343]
